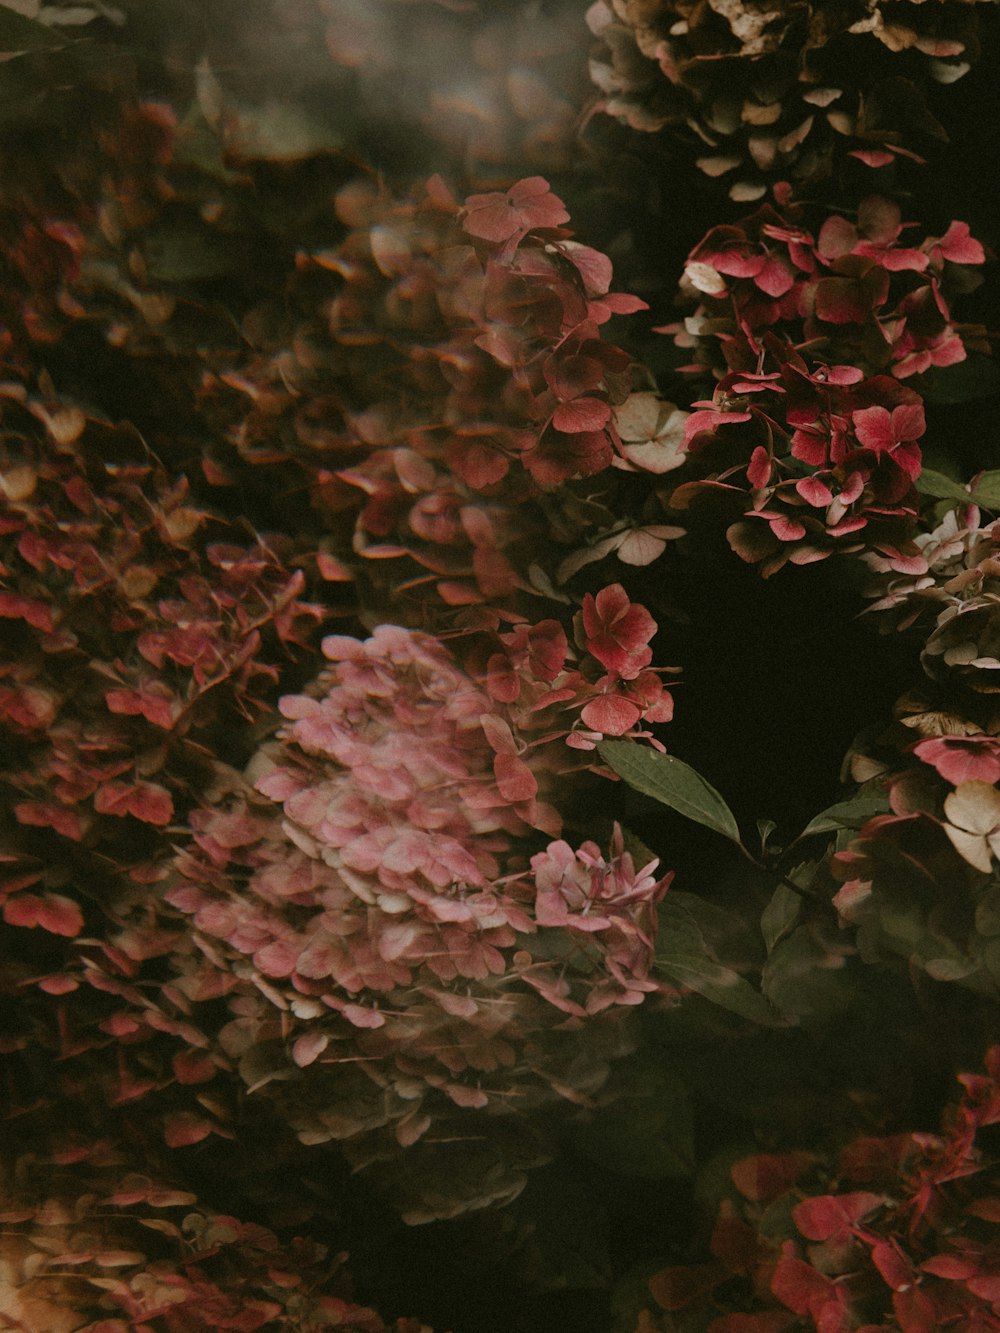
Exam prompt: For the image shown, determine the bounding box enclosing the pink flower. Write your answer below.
[581,583,657,678]
[462,176,570,244]
[924,220,986,268]
[532,833,670,941]
[913,737,1000,787]
[852,402,925,479]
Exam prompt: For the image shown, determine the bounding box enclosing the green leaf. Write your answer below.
[599,741,742,844]
[915,468,971,502]
[757,817,779,854]
[665,890,763,966]
[761,883,802,953]
[572,1066,694,1179]
[798,794,889,839]
[0,6,64,52]
[762,926,857,1024]
[972,470,1000,510]
[657,897,782,1026]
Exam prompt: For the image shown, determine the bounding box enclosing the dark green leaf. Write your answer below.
[665,890,762,966]
[915,468,971,502]
[0,7,64,52]
[972,469,1000,510]
[798,794,889,838]
[657,897,782,1025]
[757,817,778,854]
[572,1066,694,1179]
[600,741,742,844]
[762,926,857,1024]
[761,883,802,953]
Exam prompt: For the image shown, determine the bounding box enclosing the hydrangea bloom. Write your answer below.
[864,505,1000,691]
[0,381,323,940]
[165,626,673,1219]
[664,196,986,576]
[587,0,991,196]
[677,196,985,382]
[199,172,652,623]
[0,1149,424,1333]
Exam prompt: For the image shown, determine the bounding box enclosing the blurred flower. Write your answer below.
[586,0,989,195]
[165,625,673,1218]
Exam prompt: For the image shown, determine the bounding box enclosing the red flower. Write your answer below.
[581,584,657,678]
[462,176,570,244]
[852,402,925,478]
[924,220,986,268]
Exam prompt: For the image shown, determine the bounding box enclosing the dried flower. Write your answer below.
[586,0,990,195]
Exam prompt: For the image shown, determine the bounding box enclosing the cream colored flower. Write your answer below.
[943,780,1000,873]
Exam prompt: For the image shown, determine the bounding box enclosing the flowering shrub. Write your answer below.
[865,502,1000,678]
[3,2,1000,1329]
[678,196,986,382]
[267,171,667,613]
[163,625,672,1218]
[641,1046,1000,1331]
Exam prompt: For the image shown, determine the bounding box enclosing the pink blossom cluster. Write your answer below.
[678,194,985,381]
[0,382,323,940]
[664,194,987,576]
[166,625,672,1167]
[476,583,675,750]
[286,173,651,614]
[0,1150,425,1333]
[672,357,930,577]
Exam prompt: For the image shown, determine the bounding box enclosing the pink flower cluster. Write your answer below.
[477,583,675,749]
[674,359,930,577]
[295,173,649,614]
[0,1151,424,1333]
[167,626,672,1173]
[665,194,987,575]
[679,195,985,381]
[0,383,323,940]
[864,504,1000,686]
